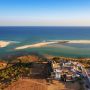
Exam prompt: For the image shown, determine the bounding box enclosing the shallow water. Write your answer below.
[0,26,90,58]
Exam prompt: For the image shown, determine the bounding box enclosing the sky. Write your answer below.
[0,0,90,26]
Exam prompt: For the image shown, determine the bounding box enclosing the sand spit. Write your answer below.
[49,40,90,44]
[15,42,57,50]
[0,41,20,48]
[15,40,90,50]
[0,41,11,47]
[66,40,90,44]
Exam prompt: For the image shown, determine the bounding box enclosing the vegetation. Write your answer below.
[0,53,49,89]
[0,62,32,89]
[0,53,90,89]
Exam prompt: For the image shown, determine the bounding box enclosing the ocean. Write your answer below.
[0,26,90,58]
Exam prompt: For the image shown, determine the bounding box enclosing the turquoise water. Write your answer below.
[0,26,90,57]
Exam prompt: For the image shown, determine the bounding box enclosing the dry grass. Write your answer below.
[4,78,47,90]
[4,78,83,90]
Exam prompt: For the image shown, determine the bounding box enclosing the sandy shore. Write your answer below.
[0,41,20,48]
[15,42,57,50]
[49,40,90,44]
[0,41,11,47]
[15,40,90,50]
[66,40,90,44]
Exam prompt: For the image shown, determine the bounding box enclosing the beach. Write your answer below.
[15,40,90,50]
[49,40,90,44]
[15,41,57,50]
[0,41,11,48]
[0,41,20,48]
[63,40,90,44]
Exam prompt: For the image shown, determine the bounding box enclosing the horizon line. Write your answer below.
[0,25,90,27]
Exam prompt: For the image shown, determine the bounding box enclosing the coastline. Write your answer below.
[0,53,89,90]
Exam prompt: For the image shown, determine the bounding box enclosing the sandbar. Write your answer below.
[15,40,90,50]
[0,41,11,48]
[15,42,56,50]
